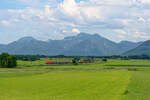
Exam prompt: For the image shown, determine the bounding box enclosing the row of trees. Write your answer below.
[16,54,150,62]
[100,55,150,60]
[0,53,17,68]
[16,55,41,61]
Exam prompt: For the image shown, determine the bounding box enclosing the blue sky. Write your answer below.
[0,0,87,9]
[0,0,150,44]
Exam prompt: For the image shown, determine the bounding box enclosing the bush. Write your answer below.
[72,58,80,65]
[102,58,107,62]
[0,53,17,68]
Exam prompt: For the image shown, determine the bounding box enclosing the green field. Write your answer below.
[0,59,150,100]
[125,71,150,100]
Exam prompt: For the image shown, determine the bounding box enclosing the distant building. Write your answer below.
[46,61,54,64]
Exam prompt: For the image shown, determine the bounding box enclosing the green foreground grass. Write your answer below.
[125,71,150,100]
[0,71,130,100]
[0,59,150,100]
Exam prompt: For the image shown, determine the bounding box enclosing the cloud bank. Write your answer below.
[0,0,150,43]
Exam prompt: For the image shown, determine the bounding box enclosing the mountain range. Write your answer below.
[124,40,150,56]
[0,33,144,56]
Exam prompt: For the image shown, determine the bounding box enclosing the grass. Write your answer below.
[124,71,150,100]
[0,72,45,78]
[104,60,150,67]
[0,71,131,100]
[0,59,150,100]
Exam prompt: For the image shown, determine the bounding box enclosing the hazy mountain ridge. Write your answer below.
[118,41,143,53]
[124,40,150,56]
[0,33,143,56]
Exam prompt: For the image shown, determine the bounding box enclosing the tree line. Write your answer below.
[15,54,150,61]
[100,55,150,60]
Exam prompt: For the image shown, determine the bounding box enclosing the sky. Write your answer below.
[0,0,150,44]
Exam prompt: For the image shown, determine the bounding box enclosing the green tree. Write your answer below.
[102,58,107,62]
[0,53,17,68]
[72,57,80,65]
[0,53,9,68]
[7,55,17,68]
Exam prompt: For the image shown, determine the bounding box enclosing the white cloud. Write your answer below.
[44,5,52,16]
[59,0,79,16]
[113,29,127,35]
[1,0,150,43]
[1,20,11,26]
[58,0,105,23]
[133,31,150,39]
[139,0,150,4]
[72,28,80,33]
[63,30,67,33]
[118,35,126,40]
[138,17,146,23]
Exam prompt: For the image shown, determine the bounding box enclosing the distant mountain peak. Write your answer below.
[120,41,132,43]
[64,33,89,40]
[93,33,100,36]
[76,33,102,39]
[64,33,101,41]
[77,33,100,37]
[78,32,90,36]
[18,36,36,42]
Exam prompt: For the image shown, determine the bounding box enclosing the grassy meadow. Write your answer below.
[0,59,150,100]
